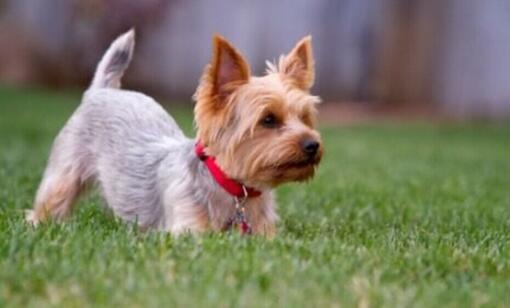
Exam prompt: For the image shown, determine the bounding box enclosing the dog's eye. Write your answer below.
[261,113,279,128]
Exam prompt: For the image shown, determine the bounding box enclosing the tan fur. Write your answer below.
[27,168,81,224]
[194,35,323,190]
[279,36,315,90]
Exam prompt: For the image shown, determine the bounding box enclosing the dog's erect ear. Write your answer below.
[194,35,251,147]
[210,35,250,100]
[281,36,315,90]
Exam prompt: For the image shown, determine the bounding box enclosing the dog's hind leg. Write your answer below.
[27,167,82,224]
[26,126,92,225]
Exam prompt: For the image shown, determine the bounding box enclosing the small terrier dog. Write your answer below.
[26,30,323,237]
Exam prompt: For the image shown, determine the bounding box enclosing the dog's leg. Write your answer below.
[27,166,82,224]
[27,126,91,225]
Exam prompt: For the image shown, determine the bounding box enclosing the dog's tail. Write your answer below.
[90,29,135,89]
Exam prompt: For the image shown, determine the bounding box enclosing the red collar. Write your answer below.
[195,142,262,198]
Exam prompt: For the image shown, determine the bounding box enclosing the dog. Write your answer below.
[26,29,323,237]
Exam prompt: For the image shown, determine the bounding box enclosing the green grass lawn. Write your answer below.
[1,86,509,307]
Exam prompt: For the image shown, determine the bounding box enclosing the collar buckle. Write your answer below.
[230,185,252,235]
[234,185,249,208]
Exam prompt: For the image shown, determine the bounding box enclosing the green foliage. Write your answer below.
[1,87,509,307]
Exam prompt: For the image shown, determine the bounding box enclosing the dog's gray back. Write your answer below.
[77,88,189,227]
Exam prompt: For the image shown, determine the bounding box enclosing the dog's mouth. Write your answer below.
[265,157,319,185]
[276,157,320,170]
[257,154,322,186]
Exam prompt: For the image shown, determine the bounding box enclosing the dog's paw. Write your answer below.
[25,209,40,226]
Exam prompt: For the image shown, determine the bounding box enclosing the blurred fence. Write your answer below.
[1,0,510,118]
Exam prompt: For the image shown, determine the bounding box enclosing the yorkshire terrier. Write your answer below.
[26,29,323,237]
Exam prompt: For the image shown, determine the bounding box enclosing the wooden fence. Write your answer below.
[1,0,509,117]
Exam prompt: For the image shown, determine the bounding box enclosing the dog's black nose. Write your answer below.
[300,138,320,157]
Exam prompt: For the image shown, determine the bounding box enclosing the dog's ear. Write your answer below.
[281,36,315,91]
[209,35,250,100]
[194,35,251,146]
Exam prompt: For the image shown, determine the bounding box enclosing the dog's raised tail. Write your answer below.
[90,29,135,89]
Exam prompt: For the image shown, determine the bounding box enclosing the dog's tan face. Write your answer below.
[194,35,322,188]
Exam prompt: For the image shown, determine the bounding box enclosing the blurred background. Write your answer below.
[1,0,510,120]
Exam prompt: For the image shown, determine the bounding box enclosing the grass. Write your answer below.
[0,86,509,307]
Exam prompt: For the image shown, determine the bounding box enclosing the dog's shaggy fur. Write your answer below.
[26,30,322,237]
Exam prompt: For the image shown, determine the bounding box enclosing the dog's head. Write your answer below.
[194,35,322,188]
